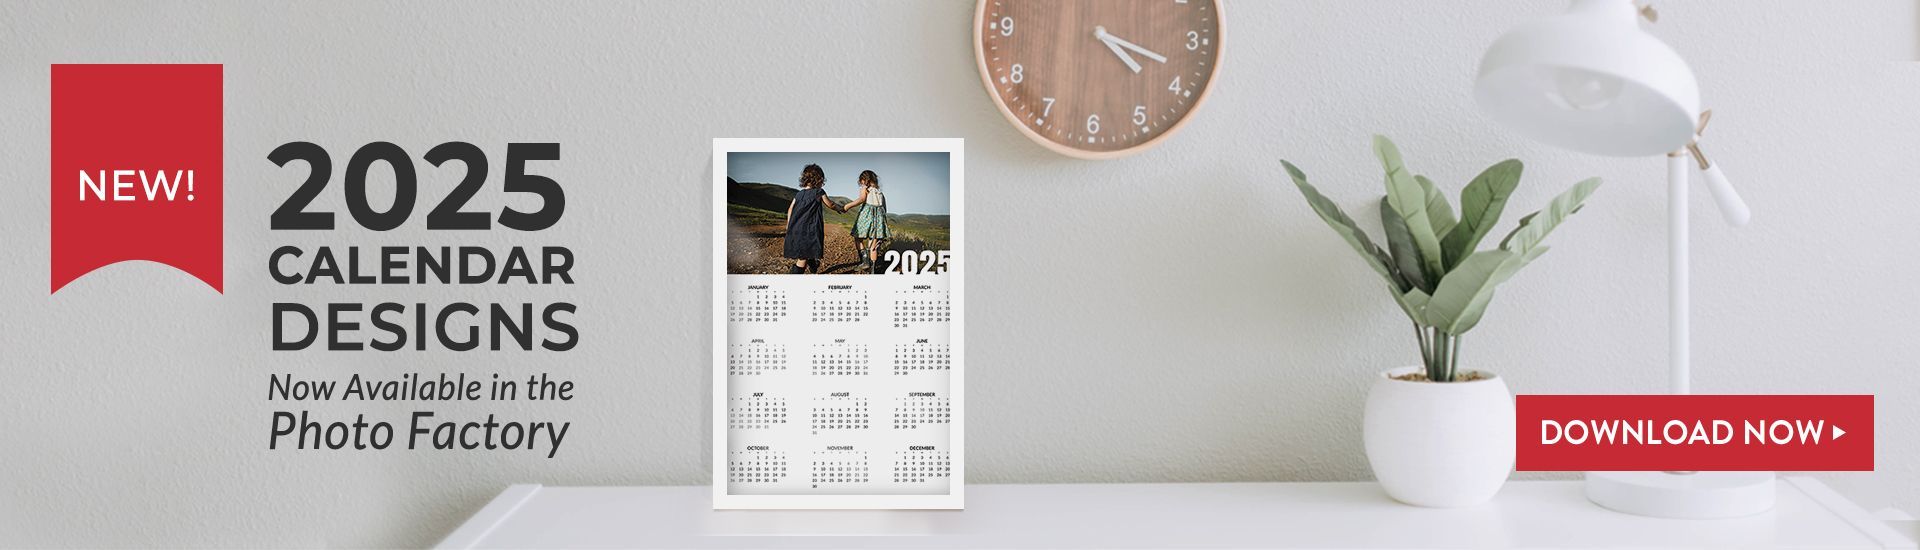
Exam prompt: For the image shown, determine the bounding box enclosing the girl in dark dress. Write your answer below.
[784,163,843,273]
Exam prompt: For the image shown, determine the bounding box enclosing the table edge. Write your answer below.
[436,484,543,550]
[434,478,1917,549]
[1787,477,1918,549]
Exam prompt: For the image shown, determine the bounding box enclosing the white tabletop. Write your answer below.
[438,477,1915,549]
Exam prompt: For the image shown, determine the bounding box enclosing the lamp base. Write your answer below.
[1584,471,1775,518]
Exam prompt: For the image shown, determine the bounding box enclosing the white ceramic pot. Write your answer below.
[1363,365,1515,507]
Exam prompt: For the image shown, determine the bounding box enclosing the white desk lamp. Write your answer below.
[1474,0,1772,518]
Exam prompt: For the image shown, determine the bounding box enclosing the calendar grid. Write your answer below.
[722,275,955,497]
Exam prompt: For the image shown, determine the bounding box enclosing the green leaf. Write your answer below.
[1423,249,1536,335]
[1505,212,1539,240]
[1379,197,1430,292]
[1415,175,1457,240]
[1391,286,1432,327]
[1501,177,1602,255]
[1522,244,1550,264]
[1285,160,1407,292]
[1374,136,1446,280]
[1440,159,1523,269]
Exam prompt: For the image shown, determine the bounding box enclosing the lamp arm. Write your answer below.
[1668,152,1691,396]
[1698,161,1751,227]
[1685,111,1751,227]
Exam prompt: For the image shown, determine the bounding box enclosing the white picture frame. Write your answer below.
[710,138,965,509]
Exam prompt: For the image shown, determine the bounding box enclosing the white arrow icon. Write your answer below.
[1831,425,1846,440]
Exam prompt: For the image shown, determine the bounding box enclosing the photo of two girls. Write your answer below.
[783,164,890,274]
[725,151,952,275]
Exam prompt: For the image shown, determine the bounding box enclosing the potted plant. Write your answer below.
[1284,136,1601,507]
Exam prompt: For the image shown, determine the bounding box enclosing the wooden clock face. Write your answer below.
[975,0,1222,159]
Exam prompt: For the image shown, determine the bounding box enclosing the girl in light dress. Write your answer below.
[841,170,890,274]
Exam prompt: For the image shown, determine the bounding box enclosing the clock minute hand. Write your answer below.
[1096,28,1167,64]
[1099,35,1143,73]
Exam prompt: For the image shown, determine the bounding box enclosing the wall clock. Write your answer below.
[973,0,1223,160]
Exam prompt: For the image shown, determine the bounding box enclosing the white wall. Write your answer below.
[2,1,1915,546]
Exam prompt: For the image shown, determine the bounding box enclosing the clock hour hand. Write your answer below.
[1099,34,1144,73]
[1095,27,1167,64]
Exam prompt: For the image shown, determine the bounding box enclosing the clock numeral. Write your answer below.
[1168,76,1183,93]
[1132,106,1148,126]
[1041,97,1056,117]
[999,16,1014,37]
[1186,31,1201,51]
[1009,64,1024,84]
[1085,114,1101,135]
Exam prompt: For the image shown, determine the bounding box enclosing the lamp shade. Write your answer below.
[1475,0,1700,157]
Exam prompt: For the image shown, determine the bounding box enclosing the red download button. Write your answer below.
[1516,395,1873,471]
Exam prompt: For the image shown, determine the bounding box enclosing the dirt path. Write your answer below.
[728,224,871,274]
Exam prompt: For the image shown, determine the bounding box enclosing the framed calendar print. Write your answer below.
[711,138,964,509]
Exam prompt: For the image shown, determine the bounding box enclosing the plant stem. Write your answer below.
[1448,335,1461,382]
[1429,328,1448,382]
[1414,324,1431,370]
[1421,328,1432,379]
